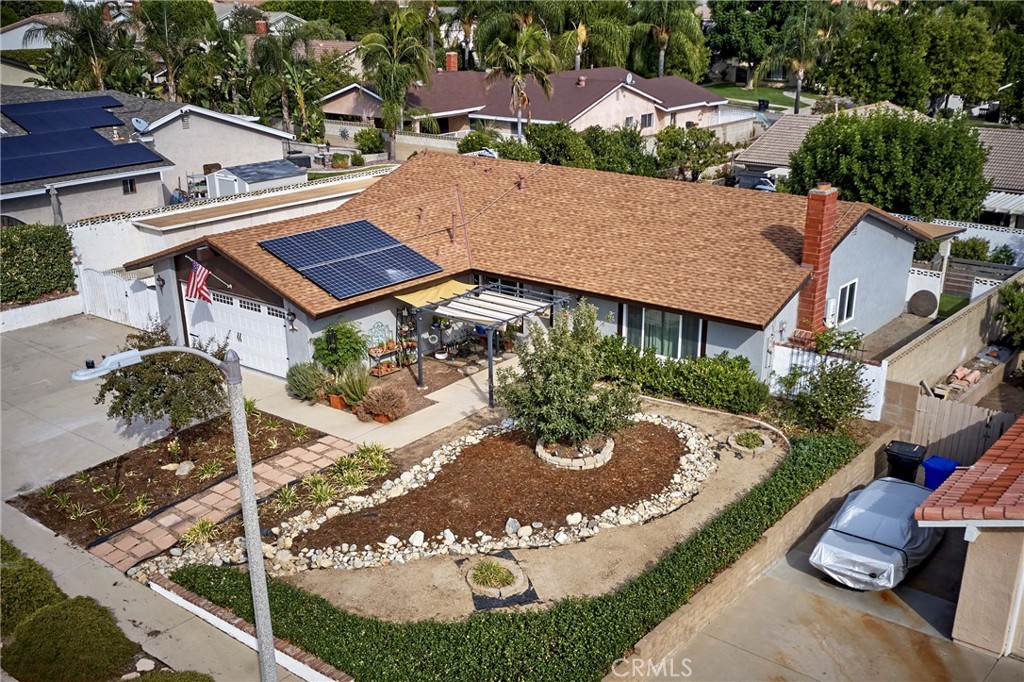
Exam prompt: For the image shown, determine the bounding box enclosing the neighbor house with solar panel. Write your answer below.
[0,86,295,226]
[123,152,950,403]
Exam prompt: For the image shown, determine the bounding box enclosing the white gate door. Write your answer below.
[82,268,159,329]
[182,285,289,377]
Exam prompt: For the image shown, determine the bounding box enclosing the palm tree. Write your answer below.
[360,5,434,160]
[555,1,630,71]
[450,0,484,70]
[181,21,252,114]
[25,1,136,91]
[484,23,560,139]
[630,0,704,78]
[131,1,212,103]
[475,1,562,67]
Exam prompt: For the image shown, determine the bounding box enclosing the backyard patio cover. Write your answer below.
[394,279,475,308]
[410,283,569,406]
[984,191,1024,216]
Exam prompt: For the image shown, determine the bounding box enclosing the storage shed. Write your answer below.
[206,159,307,198]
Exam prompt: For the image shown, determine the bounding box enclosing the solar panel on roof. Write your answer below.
[259,220,442,301]
[8,108,123,134]
[1,95,122,116]
[0,129,109,160]
[0,142,163,184]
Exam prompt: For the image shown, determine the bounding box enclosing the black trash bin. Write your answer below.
[757,99,770,112]
[885,441,927,482]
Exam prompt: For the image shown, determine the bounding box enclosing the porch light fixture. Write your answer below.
[286,310,297,331]
[154,274,165,290]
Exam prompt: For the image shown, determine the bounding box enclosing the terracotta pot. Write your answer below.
[372,414,391,424]
[328,394,346,409]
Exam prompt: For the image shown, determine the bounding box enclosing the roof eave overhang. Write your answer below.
[657,98,728,113]
[1,165,171,199]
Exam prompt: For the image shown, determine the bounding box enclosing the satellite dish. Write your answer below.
[908,290,938,317]
[625,72,634,85]
[131,117,150,134]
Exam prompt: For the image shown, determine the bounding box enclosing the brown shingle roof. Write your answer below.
[916,415,1024,522]
[735,114,820,168]
[127,153,896,325]
[977,127,1024,193]
[0,12,67,34]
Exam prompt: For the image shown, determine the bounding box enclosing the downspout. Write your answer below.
[47,185,64,225]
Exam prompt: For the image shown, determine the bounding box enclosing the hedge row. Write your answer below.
[0,223,76,304]
[597,336,770,415]
[172,432,860,681]
[0,537,67,636]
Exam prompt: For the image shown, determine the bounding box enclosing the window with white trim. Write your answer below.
[670,113,677,126]
[623,305,701,359]
[238,299,261,313]
[122,178,137,194]
[837,280,857,325]
[640,113,653,128]
[267,308,287,319]
[211,291,233,305]
[624,116,635,127]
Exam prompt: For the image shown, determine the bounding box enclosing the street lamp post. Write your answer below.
[73,347,278,682]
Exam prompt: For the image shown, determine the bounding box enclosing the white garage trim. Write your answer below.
[181,285,289,377]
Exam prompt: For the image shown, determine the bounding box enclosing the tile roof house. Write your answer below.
[126,152,939,383]
[0,86,294,225]
[915,415,1024,657]
[321,66,728,137]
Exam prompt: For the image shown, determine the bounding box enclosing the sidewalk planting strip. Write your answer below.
[88,436,355,571]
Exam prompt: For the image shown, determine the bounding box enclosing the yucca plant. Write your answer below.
[337,363,372,405]
[67,502,92,520]
[181,519,220,548]
[274,485,299,512]
[101,483,125,502]
[303,475,336,508]
[290,425,310,440]
[196,458,224,482]
[54,492,72,509]
[336,468,369,492]
[128,494,154,517]
[40,485,56,498]
[93,517,109,535]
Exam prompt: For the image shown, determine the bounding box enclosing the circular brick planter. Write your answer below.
[535,437,614,470]
[464,556,529,600]
[727,430,773,456]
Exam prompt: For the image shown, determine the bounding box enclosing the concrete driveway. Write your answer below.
[626,521,1024,681]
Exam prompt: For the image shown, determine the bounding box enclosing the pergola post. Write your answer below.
[486,327,495,408]
[415,312,424,388]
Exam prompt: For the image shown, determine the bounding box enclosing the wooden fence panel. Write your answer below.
[911,395,1016,465]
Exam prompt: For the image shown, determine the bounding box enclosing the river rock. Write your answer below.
[517,526,533,539]
[175,461,194,477]
[554,532,570,544]
[566,512,583,525]
[504,517,521,536]
[385,535,400,546]
[409,530,425,547]
[442,529,456,544]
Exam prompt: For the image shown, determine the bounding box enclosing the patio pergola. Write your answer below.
[409,282,569,406]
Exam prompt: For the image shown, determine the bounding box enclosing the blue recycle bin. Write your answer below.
[922,456,959,491]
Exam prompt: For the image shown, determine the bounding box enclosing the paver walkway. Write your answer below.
[90,435,355,571]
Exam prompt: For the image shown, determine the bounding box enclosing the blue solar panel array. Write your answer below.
[260,220,442,300]
[0,95,165,185]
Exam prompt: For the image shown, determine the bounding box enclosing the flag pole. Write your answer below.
[185,254,232,289]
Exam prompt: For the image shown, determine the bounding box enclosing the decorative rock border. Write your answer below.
[463,556,530,600]
[534,436,614,470]
[134,414,719,581]
[727,430,774,456]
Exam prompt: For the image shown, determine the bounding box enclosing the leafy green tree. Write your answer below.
[261,0,374,39]
[524,122,595,168]
[580,124,658,176]
[133,0,216,103]
[655,125,727,181]
[495,138,541,162]
[3,1,64,21]
[310,320,368,375]
[95,324,228,438]
[1,5,21,27]
[925,7,1004,112]
[354,127,385,154]
[787,110,991,222]
[360,4,434,159]
[553,1,630,71]
[457,128,500,153]
[629,0,707,79]
[821,9,931,109]
[778,328,870,433]
[707,0,801,89]
[226,4,267,34]
[998,281,1024,349]
[475,1,562,69]
[495,302,639,445]
[994,28,1024,125]
[181,20,253,114]
[484,23,559,139]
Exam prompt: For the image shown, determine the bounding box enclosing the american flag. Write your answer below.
[185,260,213,303]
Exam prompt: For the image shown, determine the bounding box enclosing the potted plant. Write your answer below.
[338,364,371,408]
[502,322,518,352]
[327,379,347,409]
[360,384,408,423]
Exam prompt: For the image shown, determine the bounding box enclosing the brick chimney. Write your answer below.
[445,51,458,72]
[797,182,838,332]
[102,3,112,22]
[255,20,269,36]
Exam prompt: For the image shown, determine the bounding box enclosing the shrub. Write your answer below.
[777,329,870,432]
[494,138,541,162]
[350,151,365,166]
[735,431,763,449]
[181,519,220,547]
[360,384,408,421]
[457,129,498,154]
[990,245,1016,265]
[331,153,349,169]
[997,281,1024,349]
[353,127,384,154]
[0,537,67,636]
[337,363,371,405]
[286,362,327,402]
[497,303,639,444]
[311,320,368,374]
[596,336,769,415]
[471,559,515,588]
[1,596,138,682]
[950,236,991,262]
[171,433,860,681]
[0,223,75,304]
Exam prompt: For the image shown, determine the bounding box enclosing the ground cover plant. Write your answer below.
[0,537,67,636]
[471,560,515,588]
[173,433,859,681]
[12,409,322,546]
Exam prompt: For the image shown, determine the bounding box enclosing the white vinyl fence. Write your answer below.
[81,268,159,330]
[770,342,888,421]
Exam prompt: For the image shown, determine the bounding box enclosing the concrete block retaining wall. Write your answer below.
[1,293,83,333]
[631,427,895,665]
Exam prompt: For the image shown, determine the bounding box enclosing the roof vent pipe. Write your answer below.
[577,76,586,88]
[517,174,526,192]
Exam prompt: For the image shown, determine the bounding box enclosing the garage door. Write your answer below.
[182,286,289,377]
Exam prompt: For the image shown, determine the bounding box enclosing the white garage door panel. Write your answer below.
[182,285,289,377]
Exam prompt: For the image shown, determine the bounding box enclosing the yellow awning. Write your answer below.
[394,279,475,308]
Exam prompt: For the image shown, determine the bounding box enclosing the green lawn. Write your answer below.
[704,82,817,109]
[939,293,969,318]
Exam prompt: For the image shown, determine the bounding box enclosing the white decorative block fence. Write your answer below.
[971,277,1003,301]
[906,267,943,305]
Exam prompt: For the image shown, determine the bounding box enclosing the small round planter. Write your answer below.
[464,557,529,600]
[535,436,614,470]
[727,430,773,456]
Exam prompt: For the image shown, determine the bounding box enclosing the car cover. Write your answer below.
[809,478,942,591]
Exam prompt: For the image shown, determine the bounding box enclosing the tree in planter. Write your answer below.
[310,319,369,376]
[94,323,228,442]
[495,302,639,445]
[777,328,870,433]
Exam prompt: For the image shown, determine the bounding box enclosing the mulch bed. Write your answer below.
[11,409,322,547]
[295,421,683,552]
[0,289,77,312]
[373,357,467,414]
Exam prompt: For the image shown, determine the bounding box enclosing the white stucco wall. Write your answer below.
[0,22,51,50]
[1,172,165,225]
[150,113,288,197]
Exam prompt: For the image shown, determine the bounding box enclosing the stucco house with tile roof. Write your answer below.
[916,414,1024,658]
[124,152,944,382]
[321,66,728,137]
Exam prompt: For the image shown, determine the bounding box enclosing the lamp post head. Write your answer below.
[70,350,143,381]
